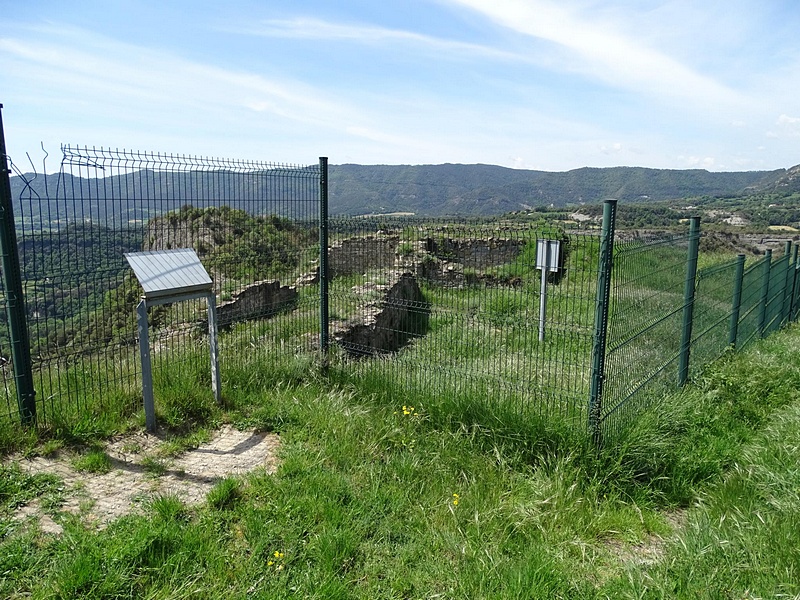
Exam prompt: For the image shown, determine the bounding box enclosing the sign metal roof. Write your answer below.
[125,248,212,300]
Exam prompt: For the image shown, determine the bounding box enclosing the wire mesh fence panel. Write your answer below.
[688,259,739,380]
[735,257,767,350]
[600,231,690,438]
[6,140,800,440]
[325,217,599,429]
[793,265,800,321]
[764,253,789,336]
[9,146,320,426]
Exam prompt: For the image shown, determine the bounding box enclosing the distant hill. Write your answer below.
[762,164,800,195]
[8,163,792,223]
[328,164,786,216]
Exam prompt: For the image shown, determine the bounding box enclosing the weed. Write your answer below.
[149,494,190,522]
[207,478,241,511]
[39,439,64,458]
[0,463,62,513]
[140,457,168,477]
[120,442,142,454]
[71,449,112,474]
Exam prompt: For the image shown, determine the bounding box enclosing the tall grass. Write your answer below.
[3,319,800,597]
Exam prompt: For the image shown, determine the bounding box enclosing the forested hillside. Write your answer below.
[328,164,784,215]
[10,163,789,221]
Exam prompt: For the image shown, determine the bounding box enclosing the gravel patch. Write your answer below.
[7,425,280,534]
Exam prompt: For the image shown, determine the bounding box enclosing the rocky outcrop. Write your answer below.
[216,280,297,327]
[143,212,229,255]
[335,273,429,357]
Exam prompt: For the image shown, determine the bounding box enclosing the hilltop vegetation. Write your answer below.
[6,206,315,358]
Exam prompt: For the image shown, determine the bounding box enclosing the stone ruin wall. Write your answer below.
[334,272,429,356]
[216,280,298,328]
[143,216,227,255]
[428,237,526,268]
[148,227,526,336]
[324,235,525,278]
[327,235,400,277]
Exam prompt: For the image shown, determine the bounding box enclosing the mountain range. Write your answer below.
[328,164,795,216]
[8,163,798,223]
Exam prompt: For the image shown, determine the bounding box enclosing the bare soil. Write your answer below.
[7,425,280,534]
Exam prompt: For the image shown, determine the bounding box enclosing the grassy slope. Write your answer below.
[2,325,800,598]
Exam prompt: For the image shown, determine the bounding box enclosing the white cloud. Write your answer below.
[678,155,716,169]
[0,27,372,140]
[765,115,800,140]
[599,142,623,155]
[441,0,746,112]
[0,24,494,166]
[228,17,522,62]
[775,114,800,137]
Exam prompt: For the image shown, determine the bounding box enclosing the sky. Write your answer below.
[1,0,799,173]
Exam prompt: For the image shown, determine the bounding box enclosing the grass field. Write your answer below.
[2,314,800,598]
[1,224,798,597]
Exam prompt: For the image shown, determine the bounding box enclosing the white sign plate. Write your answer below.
[536,239,561,273]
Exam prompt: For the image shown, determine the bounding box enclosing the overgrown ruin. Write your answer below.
[216,280,298,327]
[334,272,430,356]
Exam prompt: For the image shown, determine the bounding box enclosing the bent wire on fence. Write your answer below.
[3,145,320,426]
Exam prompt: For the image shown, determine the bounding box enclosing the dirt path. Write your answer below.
[8,425,280,534]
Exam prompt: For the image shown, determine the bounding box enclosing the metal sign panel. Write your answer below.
[536,239,561,273]
[125,248,219,432]
[125,248,212,300]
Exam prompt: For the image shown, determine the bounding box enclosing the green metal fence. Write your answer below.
[594,200,800,441]
[325,218,600,428]
[689,257,740,381]
[3,114,800,446]
[599,227,692,439]
[1,134,321,427]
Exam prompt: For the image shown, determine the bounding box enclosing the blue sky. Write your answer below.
[1,0,799,172]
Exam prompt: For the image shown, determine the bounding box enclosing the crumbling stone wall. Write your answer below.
[325,235,523,277]
[328,235,400,277]
[426,237,525,268]
[216,280,297,327]
[335,273,429,356]
[144,214,229,255]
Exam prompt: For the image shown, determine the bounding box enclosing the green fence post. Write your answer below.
[588,199,616,448]
[0,104,36,425]
[757,249,772,338]
[792,245,800,321]
[319,157,329,357]
[782,242,794,326]
[678,217,701,386]
[728,253,746,348]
